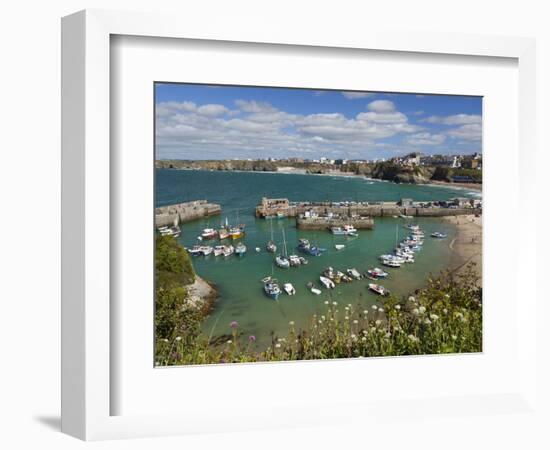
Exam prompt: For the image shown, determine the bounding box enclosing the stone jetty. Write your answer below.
[155,200,221,227]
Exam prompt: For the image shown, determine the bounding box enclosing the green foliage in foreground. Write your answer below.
[155,262,482,366]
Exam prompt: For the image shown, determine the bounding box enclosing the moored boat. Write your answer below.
[235,242,247,256]
[283,283,296,295]
[198,245,213,256]
[334,244,346,250]
[262,276,281,300]
[346,268,362,280]
[157,225,181,238]
[319,276,335,289]
[289,254,301,266]
[201,228,218,240]
[368,283,389,296]
[307,282,322,295]
[431,231,447,238]
[366,267,389,279]
[275,255,290,268]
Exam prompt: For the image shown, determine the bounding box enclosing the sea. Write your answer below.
[156,169,481,348]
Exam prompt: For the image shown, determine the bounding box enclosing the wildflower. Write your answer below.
[371,305,378,311]
[362,330,368,335]
[408,334,419,343]
[275,343,281,348]
[429,314,439,321]
[162,338,169,343]
[395,305,401,311]
[370,327,376,333]
[318,320,323,324]
[289,321,295,326]
[451,335,457,341]
[348,303,352,308]
[345,316,350,320]
[353,320,358,324]
[230,321,238,328]
[378,308,385,313]
[324,301,329,305]
[332,301,338,306]
[418,306,426,314]
[278,337,286,343]
[330,318,334,321]
[248,335,256,342]
[226,340,232,344]
[175,336,182,342]
[412,308,420,316]
[445,294,450,298]
[424,318,432,325]
[361,336,367,342]
[321,315,326,321]
[375,319,382,326]
[345,306,349,311]
[385,332,391,339]
[443,308,448,315]
[408,296,416,303]
[454,312,464,319]
[363,310,369,315]
[350,334,357,340]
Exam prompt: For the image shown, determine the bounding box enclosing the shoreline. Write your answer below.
[164,166,483,193]
[442,214,483,282]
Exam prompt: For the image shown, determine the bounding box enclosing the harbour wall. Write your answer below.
[256,198,481,219]
[155,200,221,227]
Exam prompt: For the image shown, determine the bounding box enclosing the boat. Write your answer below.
[222,245,234,257]
[229,225,245,240]
[235,242,247,256]
[334,244,346,250]
[319,276,335,289]
[157,225,181,238]
[275,229,290,268]
[366,267,389,279]
[337,270,352,282]
[262,276,281,300]
[187,245,202,256]
[298,238,324,256]
[213,245,225,257]
[283,283,296,295]
[266,220,277,253]
[298,256,308,265]
[198,245,213,256]
[276,212,285,219]
[404,224,420,231]
[346,268,362,280]
[431,231,447,238]
[307,282,322,295]
[255,247,261,253]
[201,228,218,240]
[330,224,358,236]
[368,283,389,296]
[382,259,401,268]
[218,217,230,240]
[399,214,413,219]
[289,254,302,266]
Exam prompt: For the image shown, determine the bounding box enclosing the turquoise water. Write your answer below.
[156,169,481,348]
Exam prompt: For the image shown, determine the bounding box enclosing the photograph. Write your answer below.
[154,83,483,366]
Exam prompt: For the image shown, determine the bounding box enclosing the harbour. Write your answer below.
[156,168,481,349]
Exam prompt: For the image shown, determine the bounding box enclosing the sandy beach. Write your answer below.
[442,214,483,282]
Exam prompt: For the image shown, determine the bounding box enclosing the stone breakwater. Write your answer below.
[297,216,375,230]
[255,197,481,219]
[155,200,221,227]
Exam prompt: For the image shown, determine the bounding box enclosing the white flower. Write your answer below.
[418,306,426,314]
[175,336,182,342]
[408,296,416,303]
[344,306,349,311]
[385,332,391,339]
[162,338,169,343]
[324,301,329,305]
[443,308,448,314]
[363,310,369,315]
[348,303,352,307]
[378,308,385,313]
[395,305,401,311]
[350,334,357,340]
[332,301,338,306]
[362,330,368,335]
[451,335,457,341]
[345,316,350,320]
[289,321,295,326]
[408,334,419,343]
[372,305,378,311]
[412,308,420,316]
[353,320,358,324]
[275,343,281,348]
[227,340,232,344]
[321,315,326,321]
[424,318,432,325]
[361,336,367,342]
[429,314,439,321]
[375,319,382,326]
[318,320,323,324]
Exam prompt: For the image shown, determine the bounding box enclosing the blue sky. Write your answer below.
[155,83,482,160]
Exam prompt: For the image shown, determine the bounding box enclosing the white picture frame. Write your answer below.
[61,9,539,441]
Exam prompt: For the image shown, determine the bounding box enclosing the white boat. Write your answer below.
[368,283,389,296]
[199,245,213,256]
[431,231,447,238]
[158,225,181,238]
[334,244,346,250]
[346,268,362,280]
[255,247,261,252]
[187,245,202,256]
[201,228,218,240]
[298,256,308,265]
[235,242,247,256]
[306,282,322,295]
[289,254,301,266]
[283,283,296,295]
[330,224,358,236]
[213,245,225,256]
[366,267,389,279]
[222,245,234,257]
[320,276,335,289]
[275,255,290,268]
[262,276,281,300]
[405,224,420,231]
[337,270,352,282]
[266,220,277,253]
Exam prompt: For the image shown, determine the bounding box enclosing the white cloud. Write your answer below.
[235,99,277,113]
[423,114,482,125]
[446,123,482,141]
[342,91,375,99]
[405,132,446,146]
[196,104,229,117]
[367,100,396,113]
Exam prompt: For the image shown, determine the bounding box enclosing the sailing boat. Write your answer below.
[275,229,290,268]
[229,210,245,240]
[266,219,277,253]
[218,217,230,240]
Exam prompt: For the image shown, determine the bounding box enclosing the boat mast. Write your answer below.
[282,228,288,258]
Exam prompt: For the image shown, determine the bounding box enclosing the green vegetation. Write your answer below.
[155,236,482,365]
[431,166,482,183]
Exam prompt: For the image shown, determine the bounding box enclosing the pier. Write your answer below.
[256,197,482,220]
[155,200,221,227]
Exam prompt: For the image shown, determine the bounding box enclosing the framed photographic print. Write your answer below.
[62,9,539,441]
